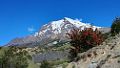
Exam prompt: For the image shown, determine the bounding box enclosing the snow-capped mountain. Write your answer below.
[34,17,101,41]
[35,17,101,37]
[5,17,103,46]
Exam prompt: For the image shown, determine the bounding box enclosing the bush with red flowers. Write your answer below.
[67,28,104,61]
[80,28,104,51]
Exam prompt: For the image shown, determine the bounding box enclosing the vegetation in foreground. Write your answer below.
[0,46,32,68]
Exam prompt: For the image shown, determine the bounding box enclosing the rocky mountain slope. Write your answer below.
[5,17,104,47]
[66,33,120,68]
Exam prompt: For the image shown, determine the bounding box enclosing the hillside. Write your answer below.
[1,30,120,68]
[66,33,120,68]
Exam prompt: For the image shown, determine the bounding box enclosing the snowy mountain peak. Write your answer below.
[34,17,101,37]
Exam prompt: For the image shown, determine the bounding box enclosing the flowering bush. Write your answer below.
[67,28,104,61]
[80,28,103,51]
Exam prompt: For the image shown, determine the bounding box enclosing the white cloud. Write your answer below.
[28,26,35,33]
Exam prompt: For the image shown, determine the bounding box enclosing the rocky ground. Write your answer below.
[66,34,120,68]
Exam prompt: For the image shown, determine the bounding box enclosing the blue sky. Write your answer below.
[0,0,120,46]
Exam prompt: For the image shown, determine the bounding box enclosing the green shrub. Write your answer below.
[0,46,31,68]
[40,60,52,68]
[111,17,120,36]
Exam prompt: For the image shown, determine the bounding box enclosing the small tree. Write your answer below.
[111,17,120,36]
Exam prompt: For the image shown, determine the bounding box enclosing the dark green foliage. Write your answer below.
[0,47,2,50]
[111,17,120,36]
[40,60,52,68]
[0,46,31,68]
[102,32,110,39]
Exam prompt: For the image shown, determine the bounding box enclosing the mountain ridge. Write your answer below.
[5,17,109,47]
